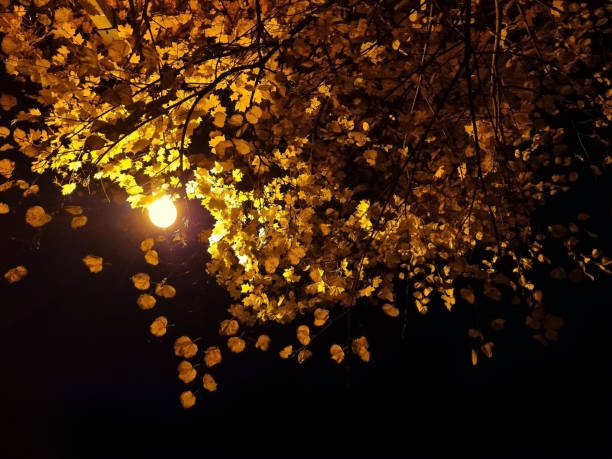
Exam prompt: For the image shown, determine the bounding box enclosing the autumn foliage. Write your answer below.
[1,0,611,404]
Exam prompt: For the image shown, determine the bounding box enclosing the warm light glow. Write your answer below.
[148,196,177,228]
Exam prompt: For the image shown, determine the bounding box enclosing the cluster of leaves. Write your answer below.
[1,0,611,404]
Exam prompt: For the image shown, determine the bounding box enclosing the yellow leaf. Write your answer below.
[245,105,262,124]
[363,149,377,166]
[296,325,310,345]
[279,345,292,359]
[64,205,83,215]
[82,255,103,273]
[227,336,246,353]
[313,308,329,326]
[175,336,198,358]
[228,114,243,126]
[351,336,370,362]
[131,273,150,290]
[137,293,156,310]
[297,349,312,364]
[459,287,475,304]
[409,11,418,22]
[330,344,344,363]
[288,245,306,265]
[471,349,478,366]
[155,282,176,298]
[382,303,400,317]
[204,346,222,367]
[392,39,400,50]
[25,206,52,227]
[255,334,270,351]
[144,249,159,266]
[177,361,196,384]
[219,319,239,336]
[179,390,196,409]
[0,94,17,111]
[213,112,226,128]
[61,183,76,195]
[264,254,279,274]
[0,158,15,178]
[150,316,168,337]
[140,237,155,252]
[202,373,217,392]
[1,36,19,55]
[107,39,131,62]
[4,265,27,283]
[0,202,9,214]
[0,126,9,138]
[481,342,494,358]
[71,215,87,229]
[233,138,250,155]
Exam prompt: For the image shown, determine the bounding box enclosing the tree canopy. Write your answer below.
[0,0,610,405]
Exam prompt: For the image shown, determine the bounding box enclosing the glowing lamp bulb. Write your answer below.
[148,196,177,228]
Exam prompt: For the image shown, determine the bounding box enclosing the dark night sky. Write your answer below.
[1,61,611,459]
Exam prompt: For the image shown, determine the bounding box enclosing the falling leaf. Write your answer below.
[460,287,475,304]
[480,342,494,358]
[131,273,150,290]
[0,202,9,214]
[177,361,196,384]
[0,158,15,178]
[175,336,198,358]
[25,206,52,227]
[0,94,17,111]
[382,303,400,317]
[140,237,155,252]
[155,282,176,298]
[255,334,270,351]
[82,255,103,273]
[351,336,370,362]
[179,390,196,409]
[150,316,168,337]
[144,249,159,266]
[296,325,310,345]
[297,349,312,364]
[64,205,83,215]
[219,319,239,336]
[471,349,478,366]
[202,373,217,392]
[227,336,246,353]
[204,346,222,367]
[279,345,292,359]
[136,293,156,310]
[313,308,329,326]
[330,344,344,363]
[71,215,87,229]
[490,318,506,331]
[4,265,27,283]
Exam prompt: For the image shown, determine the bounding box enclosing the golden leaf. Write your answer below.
[140,237,155,252]
[0,126,9,137]
[175,336,198,358]
[204,346,222,367]
[297,349,312,364]
[233,138,250,155]
[61,183,76,195]
[155,282,176,298]
[471,349,478,366]
[150,316,168,337]
[459,287,475,304]
[71,215,87,229]
[351,336,370,362]
[264,254,279,274]
[313,308,329,326]
[64,205,83,215]
[330,344,344,363]
[382,303,400,317]
[245,105,262,124]
[144,249,159,266]
[202,373,217,392]
[82,255,103,273]
[25,206,52,227]
[255,334,270,351]
[0,94,17,111]
[0,158,15,178]
[177,361,196,384]
[136,293,156,310]
[219,319,239,336]
[481,342,494,358]
[4,265,27,283]
[0,202,9,214]
[392,39,400,50]
[131,273,150,290]
[296,325,310,345]
[179,390,196,409]
[279,345,292,359]
[227,336,246,353]
[213,112,226,128]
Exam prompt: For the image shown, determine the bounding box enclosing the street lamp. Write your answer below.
[148,196,177,228]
